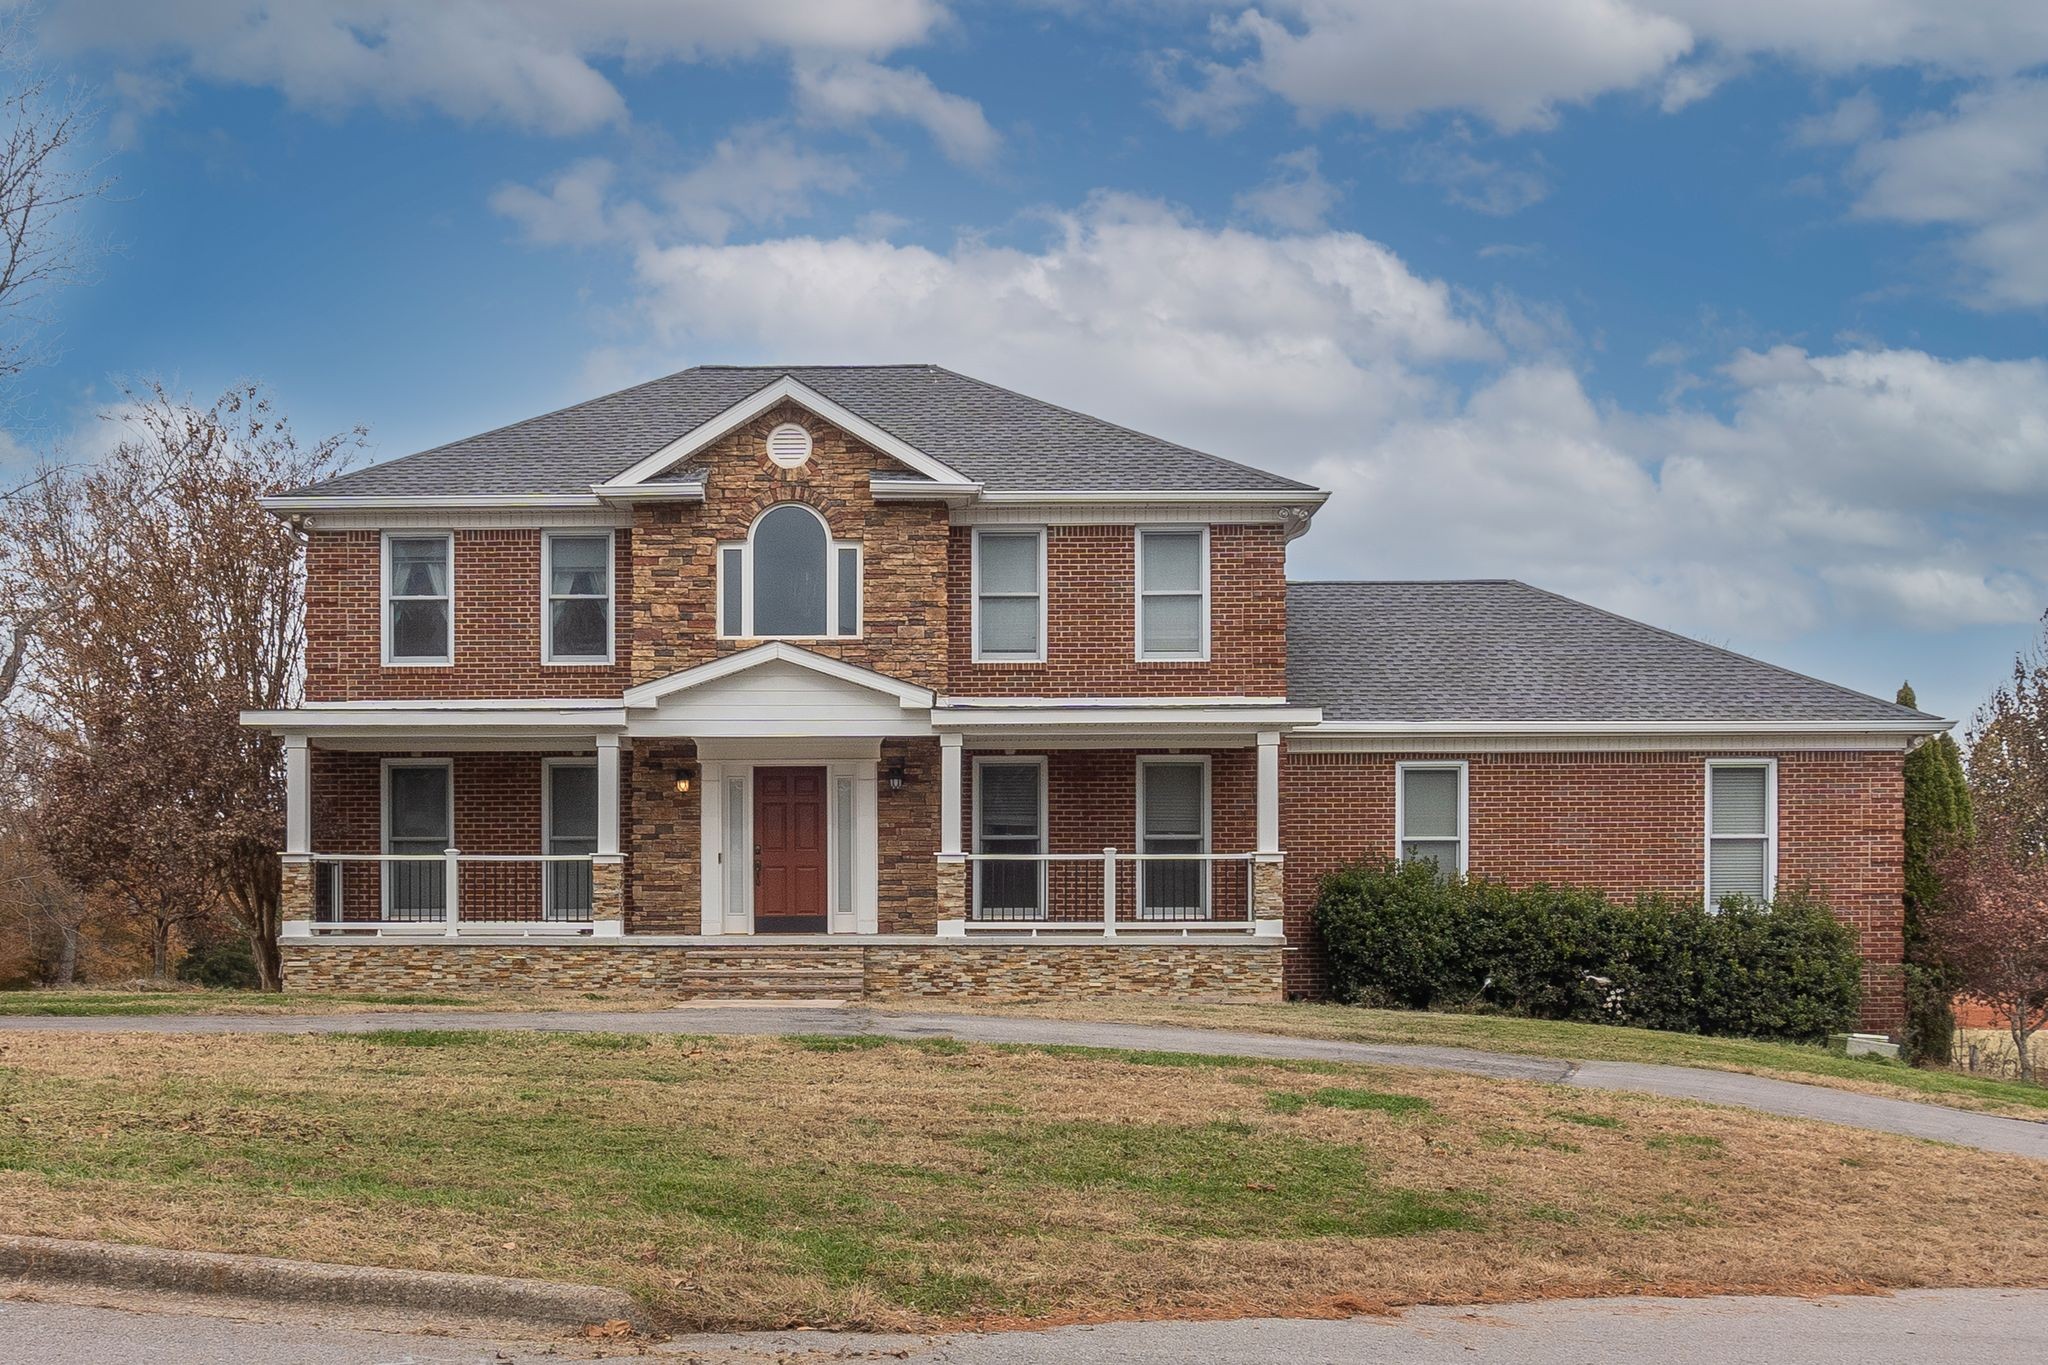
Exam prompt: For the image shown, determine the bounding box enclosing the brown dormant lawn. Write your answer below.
[0,1029,2043,1332]
[896,999,2048,1119]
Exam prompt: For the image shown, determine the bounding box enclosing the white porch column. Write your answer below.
[939,733,964,855]
[1256,731,1281,855]
[595,734,621,857]
[284,735,311,856]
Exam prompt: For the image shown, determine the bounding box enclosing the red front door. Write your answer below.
[754,767,828,933]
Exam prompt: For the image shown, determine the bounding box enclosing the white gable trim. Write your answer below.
[622,641,935,712]
[595,375,970,491]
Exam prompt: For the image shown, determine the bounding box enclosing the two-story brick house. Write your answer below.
[244,365,1943,1029]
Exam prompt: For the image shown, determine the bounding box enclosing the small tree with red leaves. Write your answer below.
[1935,817,2048,1083]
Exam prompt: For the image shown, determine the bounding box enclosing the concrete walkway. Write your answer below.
[7,1288,2047,1364]
[6,1005,2044,1160]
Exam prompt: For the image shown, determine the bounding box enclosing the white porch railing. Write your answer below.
[952,850,1263,934]
[308,851,596,934]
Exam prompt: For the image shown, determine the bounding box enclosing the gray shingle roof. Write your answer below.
[1287,580,1939,725]
[287,365,1315,498]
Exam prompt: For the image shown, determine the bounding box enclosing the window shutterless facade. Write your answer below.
[971,526,1046,662]
[1397,761,1467,877]
[973,757,1046,918]
[1705,759,1776,907]
[542,759,597,919]
[382,759,451,920]
[382,532,453,665]
[716,503,861,639]
[1135,527,1208,660]
[541,532,613,665]
[1137,756,1209,918]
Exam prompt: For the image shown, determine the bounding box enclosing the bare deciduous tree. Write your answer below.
[0,15,106,389]
[9,382,358,986]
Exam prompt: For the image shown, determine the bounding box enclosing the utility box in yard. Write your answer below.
[1829,1032,1901,1060]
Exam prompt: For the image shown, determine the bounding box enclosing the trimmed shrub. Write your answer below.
[174,939,261,991]
[1312,862,1862,1042]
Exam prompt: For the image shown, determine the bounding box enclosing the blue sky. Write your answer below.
[6,0,2048,727]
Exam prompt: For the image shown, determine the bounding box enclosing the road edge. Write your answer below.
[0,1233,646,1332]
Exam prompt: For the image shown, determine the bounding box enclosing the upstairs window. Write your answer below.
[1398,762,1466,878]
[1136,528,1208,660]
[718,503,860,639]
[1706,760,1775,907]
[973,528,1045,662]
[543,532,612,664]
[384,533,452,665]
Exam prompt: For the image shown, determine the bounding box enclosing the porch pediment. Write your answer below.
[623,643,935,738]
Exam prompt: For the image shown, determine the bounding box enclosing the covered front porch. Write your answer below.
[252,647,1314,957]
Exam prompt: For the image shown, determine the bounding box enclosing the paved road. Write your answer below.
[6,1005,2044,1159]
[5,1289,2044,1364]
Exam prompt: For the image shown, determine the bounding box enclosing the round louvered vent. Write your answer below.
[766,422,813,468]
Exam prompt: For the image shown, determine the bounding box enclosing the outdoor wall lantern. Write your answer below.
[886,756,908,792]
[673,767,694,794]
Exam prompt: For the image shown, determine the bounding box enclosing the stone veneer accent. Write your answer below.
[591,858,624,923]
[280,940,1284,1002]
[281,860,312,926]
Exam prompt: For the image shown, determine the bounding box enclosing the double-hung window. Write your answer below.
[973,528,1045,662]
[717,504,860,638]
[1706,760,1776,907]
[1136,528,1208,660]
[384,533,452,665]
[1138,758,1208,918]
[543,760,597,920]
[543,533,612,664]
[974,759,1045,919]
[1398,762,1466,878]
[384,761,451,920]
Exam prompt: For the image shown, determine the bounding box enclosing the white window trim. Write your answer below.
[1134,525,1211,662]
[1704,757,1778,909]
[971,525,1048,664]
[540,529,616,666]
[1135,754,1211,915]
[972,755,1048,918]
[1395,760,1468,875]
[381,757,452,920]
[715,504,862,641]
[542,757,597,918]
[380,530,454,667]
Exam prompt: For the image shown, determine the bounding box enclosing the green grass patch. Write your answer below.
[969,1118,1479,1239]
[342,1029,494,1048]
[788,1033,890,1053]
[1645,1133,1726,1158]
[1549,1109,1625,1129]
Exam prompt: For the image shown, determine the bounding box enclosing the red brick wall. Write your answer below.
[309,750,585,921]
[961,747,1259,922]
[1281,747,1907,1031]
[946,524,1288,697]
[305,528,632,701]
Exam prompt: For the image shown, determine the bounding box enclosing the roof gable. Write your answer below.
[597,374,974,493]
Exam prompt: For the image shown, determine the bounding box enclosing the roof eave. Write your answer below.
[1299,717,1949,736]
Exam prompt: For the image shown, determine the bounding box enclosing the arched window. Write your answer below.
[718,504,862,639]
